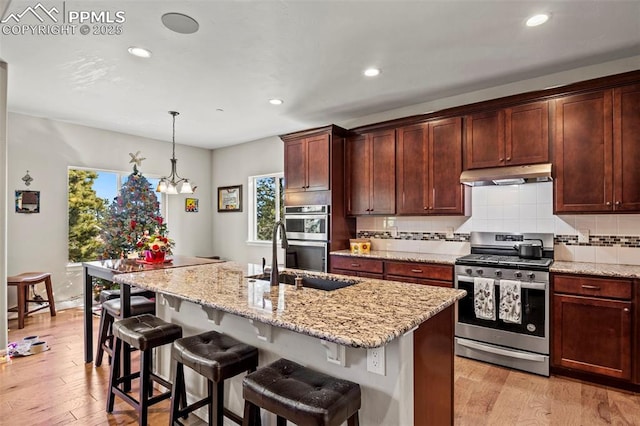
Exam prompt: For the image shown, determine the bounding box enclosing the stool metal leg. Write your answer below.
[139,349,152,426]
[210,380,225,425]
[276,416,287,426]
[347,412,360,426]
[169,362,185,425]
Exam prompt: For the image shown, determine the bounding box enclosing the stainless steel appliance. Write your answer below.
[284,205,329,272]
[454,232,554,376]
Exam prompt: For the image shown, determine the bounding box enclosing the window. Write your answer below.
[68,167,166,263]
[247,173,284,243]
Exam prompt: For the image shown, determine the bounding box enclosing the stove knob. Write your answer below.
[514,271,523,278]
[477,269,484,275]
[465,268,473,275]
[495,270,502,277]
[527,272,535,280]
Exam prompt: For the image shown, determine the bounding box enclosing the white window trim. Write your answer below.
[246,172,284,244]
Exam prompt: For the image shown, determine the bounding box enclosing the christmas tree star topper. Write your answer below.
[129,151,146,168]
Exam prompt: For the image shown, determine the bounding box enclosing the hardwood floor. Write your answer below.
[4,308,640,425]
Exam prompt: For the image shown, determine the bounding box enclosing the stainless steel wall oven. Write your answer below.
[284,205,329,272]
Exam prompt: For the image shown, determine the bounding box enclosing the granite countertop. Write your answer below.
[114,262,466,349]
[331,249,459,265]
[550,261,640,279]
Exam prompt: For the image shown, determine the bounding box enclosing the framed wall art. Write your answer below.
[185,198,199,212]
[15,190,40,213]
[217,185,242,212]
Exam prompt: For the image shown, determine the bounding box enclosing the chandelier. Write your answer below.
[156,111,193,194]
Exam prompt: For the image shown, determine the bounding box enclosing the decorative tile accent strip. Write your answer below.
[357,230,470,242]
[554,234,640,248]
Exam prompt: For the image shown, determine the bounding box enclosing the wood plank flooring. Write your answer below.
[4,308,640,425]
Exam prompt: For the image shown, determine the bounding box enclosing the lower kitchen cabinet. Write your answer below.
[552,274,633,381]
[330,255,453,287]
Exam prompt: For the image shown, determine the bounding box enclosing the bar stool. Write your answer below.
[95,296,156,367]
[169,330,259,426]
[7,272,56,329]
[107,314,183,426]
[99,287,156,304]
[242,358,361,426]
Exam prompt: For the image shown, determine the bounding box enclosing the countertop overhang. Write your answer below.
[114,262,465,348]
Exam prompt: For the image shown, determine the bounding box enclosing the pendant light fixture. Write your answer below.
[156,111,193,194]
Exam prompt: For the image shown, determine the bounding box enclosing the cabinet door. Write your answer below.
[429,117,464,214]
[346,135,371,215]
[554,91,613,213]
[369,130,396,214]
[553,294,631,380]
[396,123,428,214]
[464,110,505,169]
[505,101,549,166]
[284,139,307,192]
[613,84,640,211]
[305,134,330,191]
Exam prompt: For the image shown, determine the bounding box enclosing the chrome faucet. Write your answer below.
[270,220,288,286]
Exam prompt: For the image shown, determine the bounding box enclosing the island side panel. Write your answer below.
[413,305,454,426]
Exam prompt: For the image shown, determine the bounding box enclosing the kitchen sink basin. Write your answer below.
[247,272,357,291]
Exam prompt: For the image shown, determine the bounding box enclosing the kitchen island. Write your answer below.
[114,262,465,425]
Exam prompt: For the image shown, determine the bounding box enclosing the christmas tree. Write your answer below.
[100,164,168,259]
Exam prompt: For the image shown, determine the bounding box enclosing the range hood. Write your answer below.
[460,163,552,186]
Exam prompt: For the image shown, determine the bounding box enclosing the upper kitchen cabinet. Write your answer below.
[346,129,396,215]
[555,84,640,213]
[464,101,549,170]
[280,125,349,207]
[397,117,465,215]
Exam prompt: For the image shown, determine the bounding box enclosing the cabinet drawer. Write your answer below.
[330,256,384,274]
[385,261,453,281]
[385,274,452,288]
[553,275,632,300]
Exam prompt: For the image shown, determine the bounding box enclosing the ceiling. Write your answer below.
[1,0,639,149]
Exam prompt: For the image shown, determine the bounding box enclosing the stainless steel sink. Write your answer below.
[247,272,357,291]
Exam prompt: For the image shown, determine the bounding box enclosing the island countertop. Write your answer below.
[114,262,465,349]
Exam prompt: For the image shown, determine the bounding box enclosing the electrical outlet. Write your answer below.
[367,346,386,376]
[578,228,590,244]
[445,227,455,239]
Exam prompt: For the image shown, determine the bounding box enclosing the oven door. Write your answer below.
[285,240,328,273]
[456,275,547,337]
[284,214,328,241]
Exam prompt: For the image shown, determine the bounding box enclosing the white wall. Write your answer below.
[6,113,214,305]
[211,136,283,265]
[1,62,8,348]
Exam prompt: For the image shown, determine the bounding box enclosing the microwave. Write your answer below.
[284,205,329,241]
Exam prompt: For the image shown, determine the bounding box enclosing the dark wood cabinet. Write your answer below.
[613,84,640,211]
[284,134,329,192]
[554,85,640,213]
[330,255,384,279]
[464,101,549,170]
[346,129,396,215]
[396,117,464,215]
[384,261,453,288]
[552,275,633,381]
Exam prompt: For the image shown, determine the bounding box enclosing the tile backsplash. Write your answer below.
[356,182,640,265]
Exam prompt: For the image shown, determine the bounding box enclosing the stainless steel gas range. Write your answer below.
[454,232,554,376]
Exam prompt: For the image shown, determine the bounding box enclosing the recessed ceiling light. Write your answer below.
[364,68,381,77]
[162,13,199,34]
[269,99,284,105]
[526,13,550,27]
[127,46,152,58]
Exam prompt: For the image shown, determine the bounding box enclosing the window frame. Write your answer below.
[246,172,284,245]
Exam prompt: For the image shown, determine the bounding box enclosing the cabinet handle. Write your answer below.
[410,269,423,273]
[606,202,611,206]
[506,157,511,161]
[623,308,630,313]
[581,285,601,290]
[499,158,504,162]
[424,206,428,210]
[615,201,621,206]
[351,263,360,267]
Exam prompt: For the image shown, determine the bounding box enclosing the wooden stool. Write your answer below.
[107,314,183,426]
[169,330,259,426]
[242,358,361,426]
[95,296,156,367]
[7,272,56,329]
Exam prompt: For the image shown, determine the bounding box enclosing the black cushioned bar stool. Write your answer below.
[242,358,361,426]
[170,330,259,426]
[99,287,156,305]
[95,296,156,367]
[107,314,183,426]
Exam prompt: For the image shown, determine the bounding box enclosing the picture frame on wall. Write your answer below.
[15,190,40,213]
[217,185,242,212]
[185,198,199,212]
